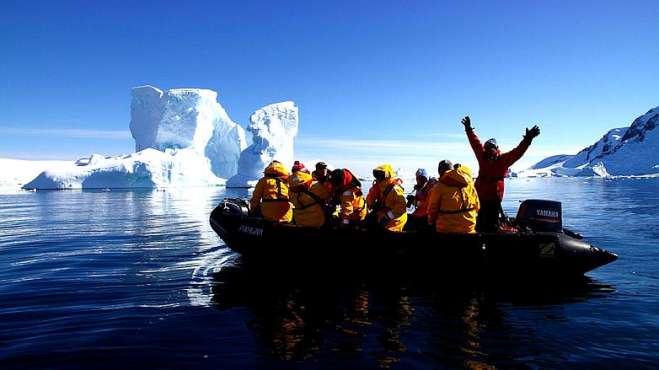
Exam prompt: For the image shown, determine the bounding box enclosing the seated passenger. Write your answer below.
[290,160,310,190]
[405,168,436,230]
[289,171,331,227]
[427,163,480,234]
[312,162,329,183]
[329,168,367,227]
[366,164,407,232]
[249,160,293,223]
[311,161,332,199]
[437,159,453,178]
[291,160,310,175]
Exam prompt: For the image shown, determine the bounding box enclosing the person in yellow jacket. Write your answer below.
[289,171,331,227]
[329,168,367,226]
[427,164,480,233]
[366,164,408,232]
[249,160,293,223]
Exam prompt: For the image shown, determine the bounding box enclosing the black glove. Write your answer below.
[524,125,540,140]
[461,116,472,131]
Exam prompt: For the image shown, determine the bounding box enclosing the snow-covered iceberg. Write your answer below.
[19,86,297,190]
[130,86,249,179]
[518,106,659,177]
[227,102,299,187]
[206,120,251,180]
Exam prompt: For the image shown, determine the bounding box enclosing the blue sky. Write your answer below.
[1,0,658,175]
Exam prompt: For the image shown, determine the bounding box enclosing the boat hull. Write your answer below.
[209,202,617,276]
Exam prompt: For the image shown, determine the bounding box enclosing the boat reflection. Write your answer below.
[211,258,614,368]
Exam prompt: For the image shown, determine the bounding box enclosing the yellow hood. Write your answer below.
[374,163,396,179]
[290,171,312,188]
[264,161,289,178]
[440,165,474,187]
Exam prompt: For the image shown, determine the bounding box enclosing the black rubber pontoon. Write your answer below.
[209,198,617,276]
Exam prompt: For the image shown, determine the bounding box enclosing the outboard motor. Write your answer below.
[219,198,250,217]
[516,199,562,232]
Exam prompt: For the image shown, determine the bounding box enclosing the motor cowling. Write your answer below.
[516,199,562,232]
[220,198,250,217]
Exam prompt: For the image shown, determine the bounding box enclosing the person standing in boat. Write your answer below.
[249,160,293,223]
[289,171,331,227]
[405,168,436,231]
[329,168,367,227]
[461,116,540,232]
[366,164,408,232]
[427,163,480,233]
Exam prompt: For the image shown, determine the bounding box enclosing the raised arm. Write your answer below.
[462,116,484,161]
[500,125,540,167]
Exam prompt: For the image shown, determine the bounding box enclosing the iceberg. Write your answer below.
[227,102,299,187]
[130,86,249,178]
[205,115,251,180]
[15,85,298,190]
[519,106,659,177]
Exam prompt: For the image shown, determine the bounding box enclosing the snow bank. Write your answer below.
[596,107,659,176]
[0,158,71,193]
[227,102,299,187]
[562,128,628,169]
[22,149,225,190]
[528,154,575,170]
[519,106,659,177]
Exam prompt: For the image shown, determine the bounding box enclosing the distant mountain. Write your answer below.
[518,106,659,177]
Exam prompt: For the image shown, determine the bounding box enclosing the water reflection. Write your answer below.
[1,178,655,368]
[211,259,614,368]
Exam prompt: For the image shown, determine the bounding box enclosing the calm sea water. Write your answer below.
[0,178,657,369]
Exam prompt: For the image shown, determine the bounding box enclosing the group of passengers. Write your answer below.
[249,116,541,234]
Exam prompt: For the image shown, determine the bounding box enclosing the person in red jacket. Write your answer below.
[462,116,540,232]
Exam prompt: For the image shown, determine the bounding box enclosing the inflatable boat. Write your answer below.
[209,198,617,276]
